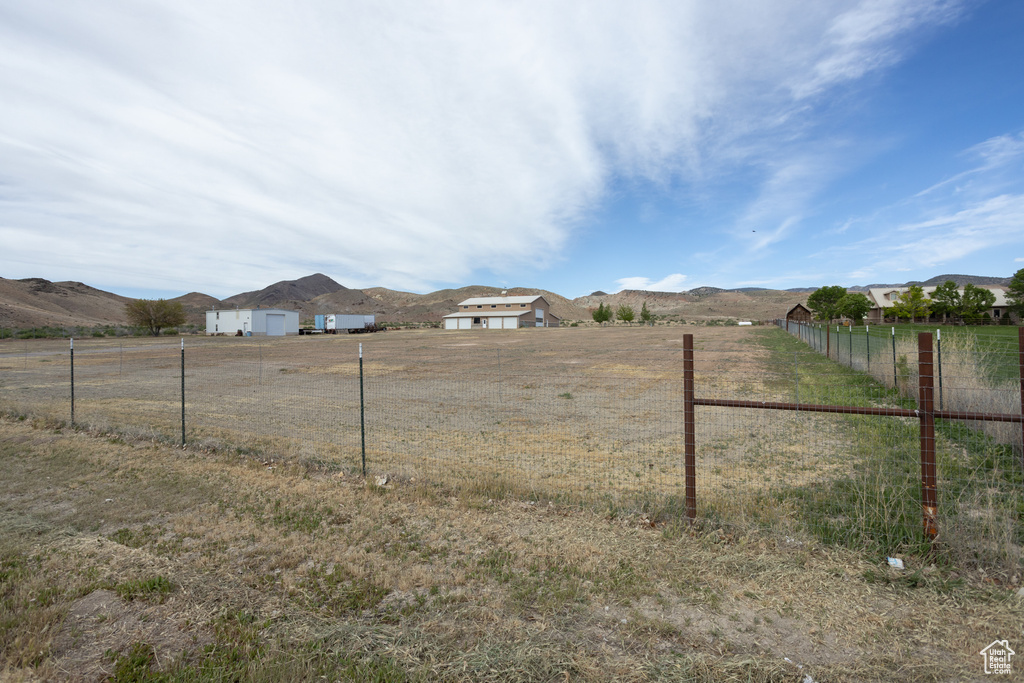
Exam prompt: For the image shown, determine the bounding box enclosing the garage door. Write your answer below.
[458,317,472,329]
[502,317,518,329]
[444,319,458,330]
[266,314,286,336]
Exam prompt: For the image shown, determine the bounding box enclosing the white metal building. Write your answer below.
[442,295,560,330]
[206,308,300,336]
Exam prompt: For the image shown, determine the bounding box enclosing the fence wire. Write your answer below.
[1,325,1021,574]
[779,321,1023,572]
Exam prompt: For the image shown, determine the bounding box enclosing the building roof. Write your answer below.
[867,286,1008,309]
[457,295,544,307]
[207,308,299,314]
[442,310,533,319]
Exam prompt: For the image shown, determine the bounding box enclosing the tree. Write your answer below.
[806,286,847,322]
[617,304,635,324]
[960,283,996,323]
[591,302,612,324]
[640,301,653,326]
[1008,268,1024,320]
[889,286,930,323]
[838,293,872,325]
[927,281,961,322]
[125,299,186,336]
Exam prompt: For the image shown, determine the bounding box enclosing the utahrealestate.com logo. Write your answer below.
[980,640,1014,675]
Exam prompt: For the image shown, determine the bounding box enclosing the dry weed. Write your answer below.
[1,417,1021,681]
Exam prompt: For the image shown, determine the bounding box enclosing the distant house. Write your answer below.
[865,286,1010,324]
[206,308,299,336]
[785,303,812,325]
[442,295,560,330]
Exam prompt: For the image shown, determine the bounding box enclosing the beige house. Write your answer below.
[443,295,560,330]
[865,285,1010,324]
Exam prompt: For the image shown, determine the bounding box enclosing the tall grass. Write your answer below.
[759,328,1022,575]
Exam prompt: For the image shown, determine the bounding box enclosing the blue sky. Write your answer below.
[1,0,1022,300]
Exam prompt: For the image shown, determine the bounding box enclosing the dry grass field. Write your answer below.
[2,325,1023,680]
[2,416,1023,681]
[0,326,853,504]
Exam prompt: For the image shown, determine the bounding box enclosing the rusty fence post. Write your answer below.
[683,334,696,523]
[918,332,938,544]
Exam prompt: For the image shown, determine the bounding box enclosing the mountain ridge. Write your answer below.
[0,273,1015,329]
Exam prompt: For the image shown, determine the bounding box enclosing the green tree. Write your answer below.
[960,283,996,323]
[1007,268,1024,320]
[838,293,872,325]
[617,304,635,324]
[125,299,186,336]
[928,281,961,322]
[889,286,930,323]
[640,301,652,325]
[591,302,612,324]
[806,286,847,322]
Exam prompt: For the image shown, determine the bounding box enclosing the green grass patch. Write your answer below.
[298,565,389,616]
[758,327,1024,571]
[114,576,172,603]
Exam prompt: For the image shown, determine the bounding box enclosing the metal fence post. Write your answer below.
[1018,326,1024,472]
[360,342,366,477]
[683,334,696,522]
[892,327,897,389]
[918,332,938,544]
[848,323,853,367]
[866,325,870,372]
[936,329,942,411]
[181,338,186,447]
[70,338,74,426]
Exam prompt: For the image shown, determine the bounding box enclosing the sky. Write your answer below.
[1,0,1023,300]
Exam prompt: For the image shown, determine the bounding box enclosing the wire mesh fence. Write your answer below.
[777,321,1023,571]
[1,325,1021,574]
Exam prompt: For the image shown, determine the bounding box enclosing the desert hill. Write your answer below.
[0,272,1015,331]
[221,273,346,309]
[845,274,1011,292]
[573,288,811,322]
[0,277,130,329]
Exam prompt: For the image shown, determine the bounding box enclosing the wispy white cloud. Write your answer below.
[815,192,1024,277]
[915,131,1024,198]
[790,0,965,99]
[614,274,688,293]
[0,0,972,297]
[805,125,1024,283]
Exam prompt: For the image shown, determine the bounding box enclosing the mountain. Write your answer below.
[0,277,130,329]
[848,274,1011,291]
[220,273,346,309]
[572,288,810,322]
[0,272,1015,330]
[907,274,1011,287]
[170,292,222,326]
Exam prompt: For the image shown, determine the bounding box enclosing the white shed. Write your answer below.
[206,308,300,336]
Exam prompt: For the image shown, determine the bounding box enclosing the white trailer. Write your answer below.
[314,314,379,333]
